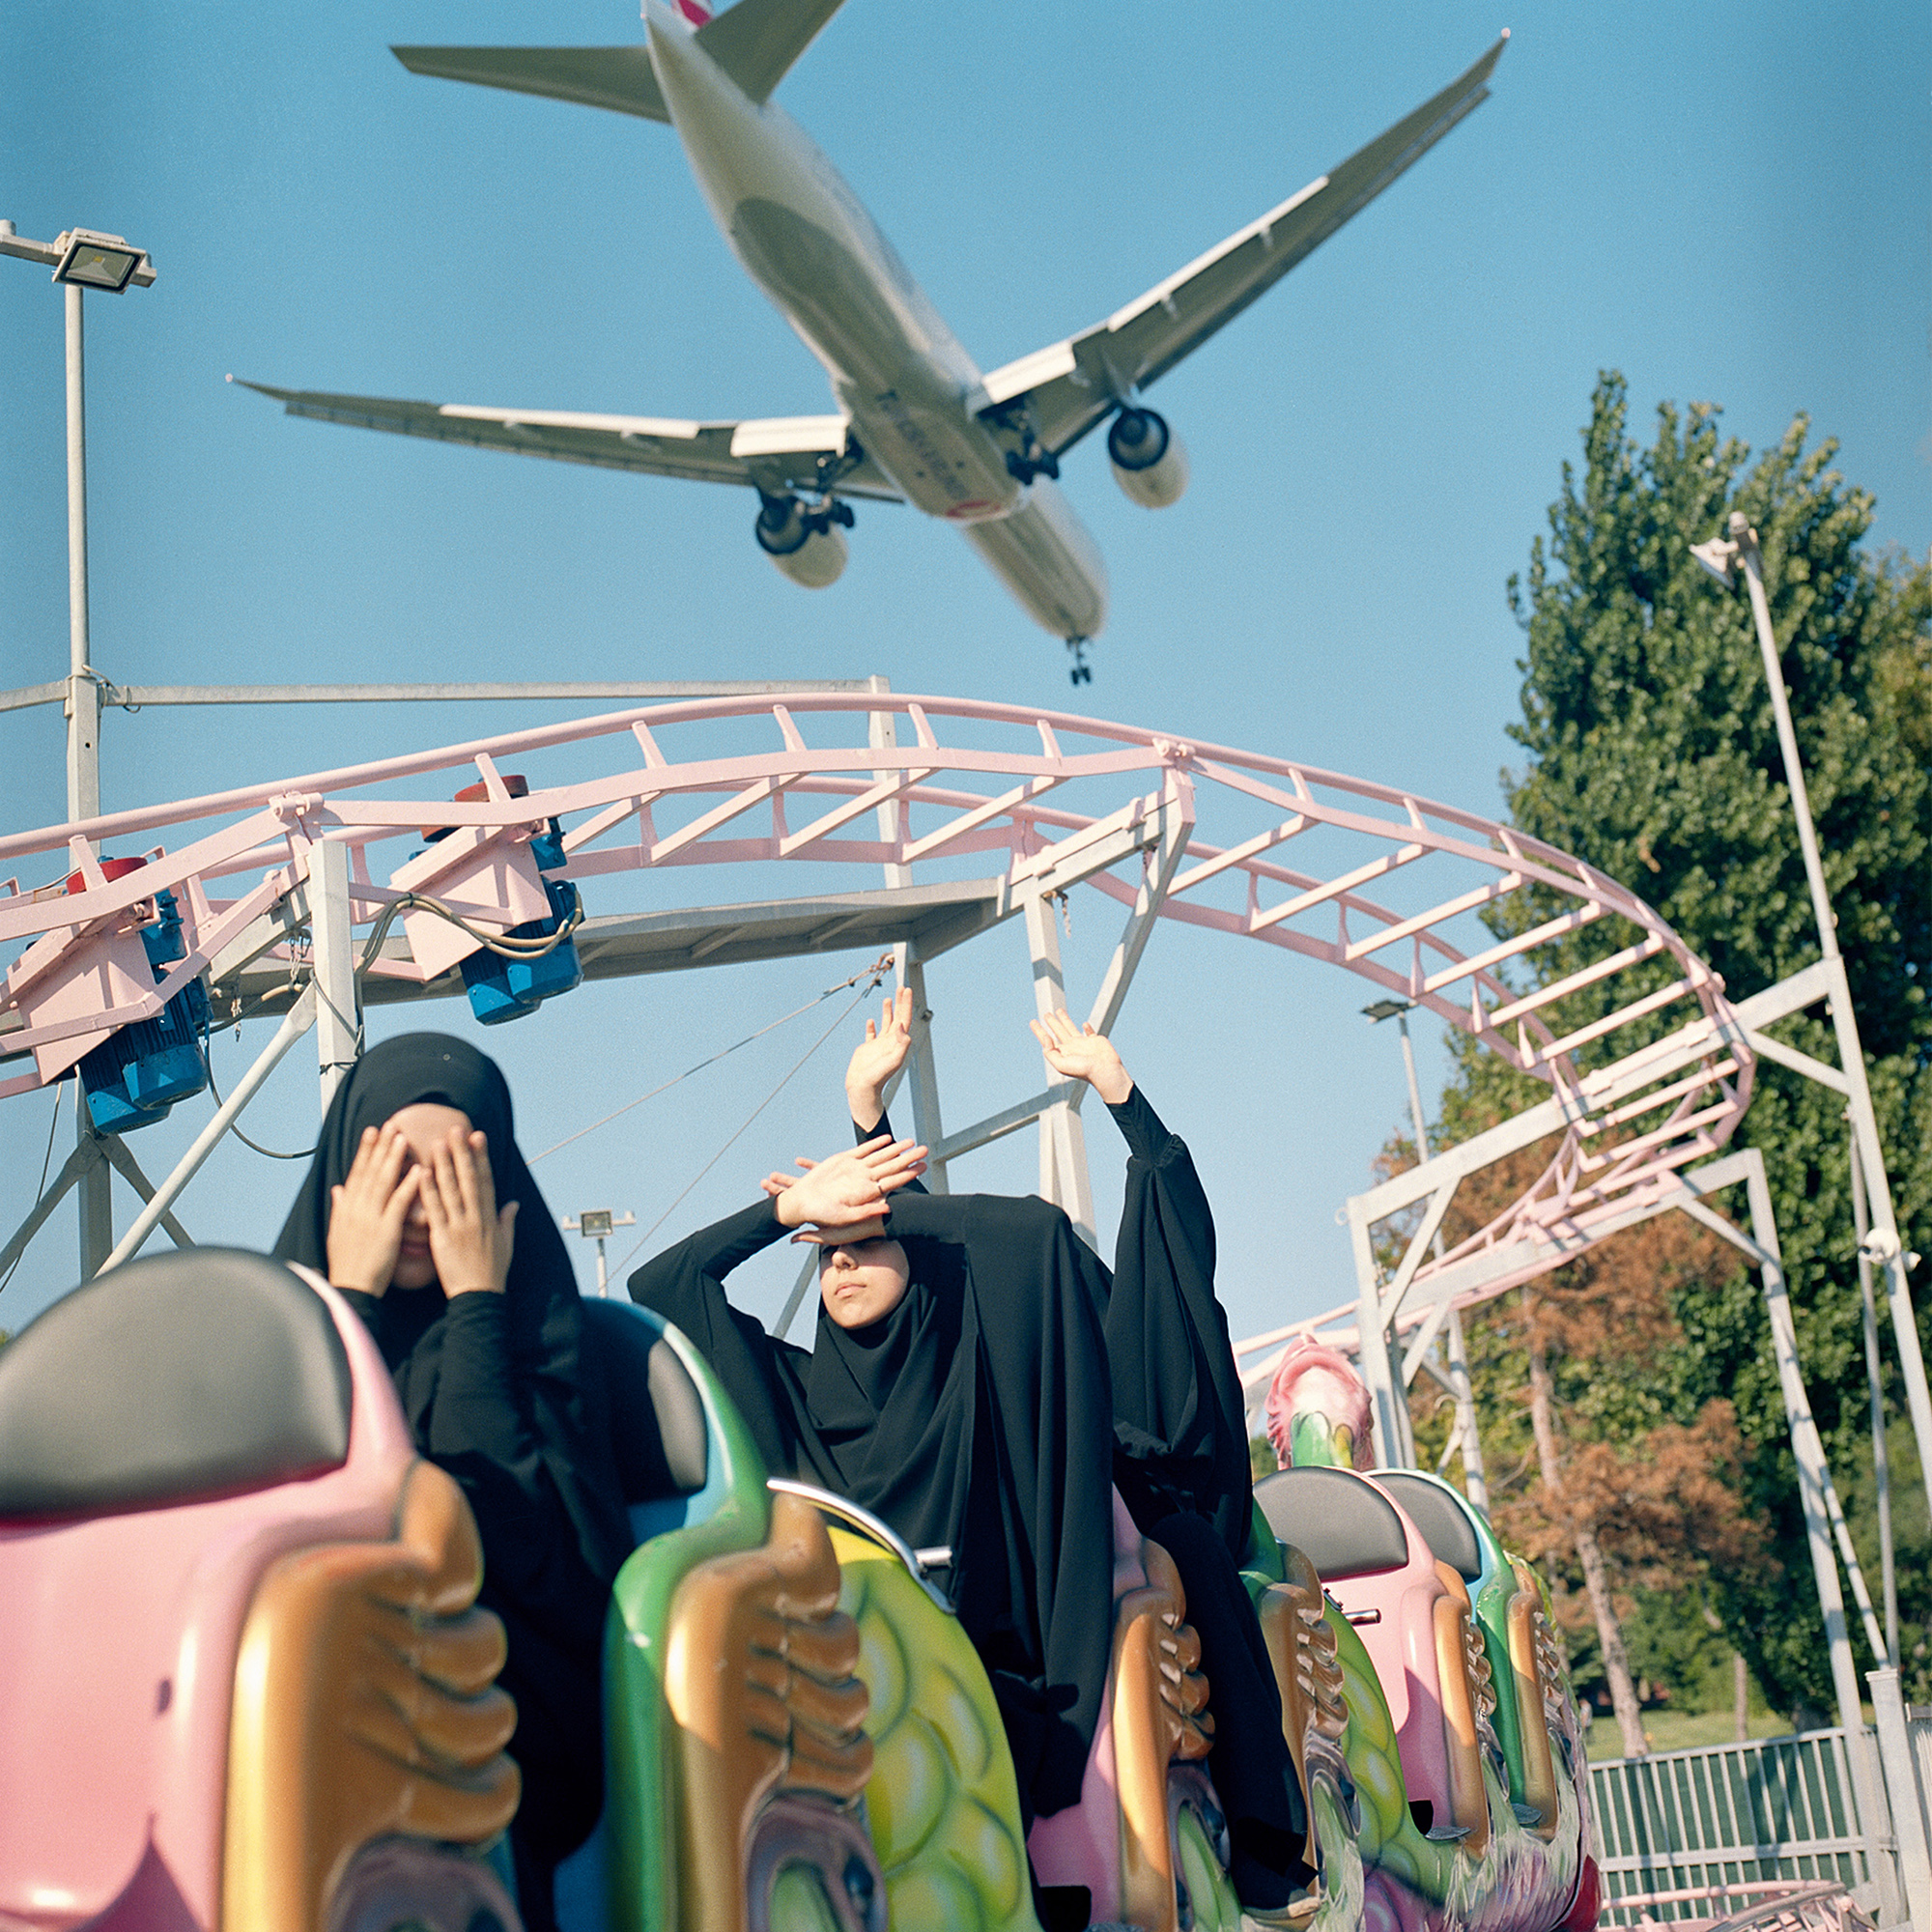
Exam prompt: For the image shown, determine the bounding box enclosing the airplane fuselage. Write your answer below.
[643,4,1109,641]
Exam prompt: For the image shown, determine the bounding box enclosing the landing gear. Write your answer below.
[986,399,1061,485]
[1005,443,1060,485]
[1065,638,1093,685]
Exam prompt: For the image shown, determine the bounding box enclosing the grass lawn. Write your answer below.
[1584,1708,1796,1760]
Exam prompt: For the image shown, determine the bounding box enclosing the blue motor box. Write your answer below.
[416,775,582,1028]
[461,874,583,1027]
[74,883,212,1133]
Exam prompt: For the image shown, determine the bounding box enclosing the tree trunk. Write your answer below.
[1527,1329,1649,1758]
[1734,1651,1748,1743]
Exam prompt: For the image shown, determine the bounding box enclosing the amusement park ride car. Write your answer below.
[4,688,1923,1930]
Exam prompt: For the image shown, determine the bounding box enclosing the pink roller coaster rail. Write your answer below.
[0,691,1753,1345]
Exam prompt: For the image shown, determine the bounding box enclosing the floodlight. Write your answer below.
[577,1208,614,1239]
[1360,998,1411,1023]
[1688,535,1737,589]
[53,229,149,294]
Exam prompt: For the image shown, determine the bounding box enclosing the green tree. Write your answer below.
[1441,374,1931,1715]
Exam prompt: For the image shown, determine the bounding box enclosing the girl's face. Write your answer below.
[818,1236,911,1330]
[384,1102,472,1289]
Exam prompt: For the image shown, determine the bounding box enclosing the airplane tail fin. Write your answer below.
[693,0,846,105]
[393,0,846,121]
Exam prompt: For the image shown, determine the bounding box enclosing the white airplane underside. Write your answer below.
[241,0,1506,679]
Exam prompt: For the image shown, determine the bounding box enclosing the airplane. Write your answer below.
[239,1,1506,681]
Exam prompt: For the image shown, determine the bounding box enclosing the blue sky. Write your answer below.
[2,0,1927,1339]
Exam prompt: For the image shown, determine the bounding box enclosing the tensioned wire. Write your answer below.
[526,951,895,1166]
[0,1087,66,1296]
[594,956,894,1288]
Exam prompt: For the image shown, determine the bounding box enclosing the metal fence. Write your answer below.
[1590,1730,1887,1924]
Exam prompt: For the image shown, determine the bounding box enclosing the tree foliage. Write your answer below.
[1431,375,1931,1713]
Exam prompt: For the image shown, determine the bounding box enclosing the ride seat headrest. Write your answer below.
[580,1297,707,1500]
[1253,1465,1411,1579]
[0,1247,353,1521]
[1373,1470,1485,1582]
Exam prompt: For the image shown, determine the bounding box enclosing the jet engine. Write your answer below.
[1106,408,1189,509]
[754,493,852,588]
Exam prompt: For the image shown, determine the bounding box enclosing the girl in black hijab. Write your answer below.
[274,1033,630,1931]
[625,1097,1118,1833]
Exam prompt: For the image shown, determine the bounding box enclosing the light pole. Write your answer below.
[1690,512,1932,1529]
[564,1209,636,1297]
[1361,996,1488,1505]
[0,222,156,825]
[1,220,156,1281]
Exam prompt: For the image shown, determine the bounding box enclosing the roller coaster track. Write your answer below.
[0,691,1753,1333]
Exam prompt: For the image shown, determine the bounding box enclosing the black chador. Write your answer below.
[628,1183,1117,1824]
[1099,1087,1312,1911]
[274,1035,631,1924]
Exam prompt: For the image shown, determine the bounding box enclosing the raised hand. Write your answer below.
[845,985,916,1130]
[420,1126,520,1297]
[772,1135,926,1232]
[787,1213,891,1249]
[1029,1008,1133,1106]
[326,1123,422,1295]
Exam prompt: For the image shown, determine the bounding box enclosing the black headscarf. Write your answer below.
[273,1033,632,1591]
[628,1187,1117,1821]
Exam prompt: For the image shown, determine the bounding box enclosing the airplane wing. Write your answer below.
[230,381,904,502]
[977,34,1508,458]
[393,0,849,120]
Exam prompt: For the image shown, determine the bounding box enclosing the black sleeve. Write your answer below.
[624,1198,811,1479]
[424,1292,607,1652]
[851,1107,929,1195]
[1104,1086,1254,1557]
[336,1287,391,1353]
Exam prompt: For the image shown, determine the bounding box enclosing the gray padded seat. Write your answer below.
[580,1297,707,1502]
[1253,1465,1410,1578]
[0,1248,352,1520]
[1374,1471,1485,1583]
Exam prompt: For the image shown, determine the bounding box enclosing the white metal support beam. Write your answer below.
[1869,1664,1932,1932]
[1668,1164,1888,1667]
[1024,885,1096,1249]
[101,986,318,1272]
[76,1089,111,1280]
[1350,1197,1414,1466]
[96,1135,192,1251]
[309,838,358,1109]
[1678,1151,1901,1921]
[899,952,949,1193]
[1084,772,1193,1046]
[1442,1309,1488,1509]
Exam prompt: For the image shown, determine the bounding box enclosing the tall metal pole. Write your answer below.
[65,282,99,826]
[65,280,113,1278]
[1394,1009,1488,1505]
[594,1234,609,1298]
[1723,513,1932,1529]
